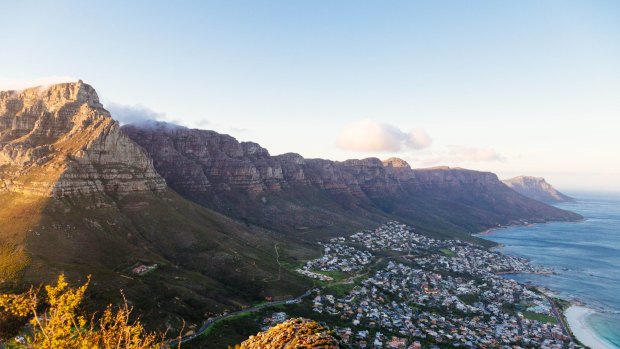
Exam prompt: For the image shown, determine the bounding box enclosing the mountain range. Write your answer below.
[0,81,581,333]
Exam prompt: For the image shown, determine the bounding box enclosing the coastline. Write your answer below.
[477,221,614,349]
[565,306,615,349]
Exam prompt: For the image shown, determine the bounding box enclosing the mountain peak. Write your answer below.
[502,176,574,203]
[1,80,104,113]
[383,157,411,169]
[0,82,166,196]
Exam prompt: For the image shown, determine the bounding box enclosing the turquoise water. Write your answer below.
[480,192,620,348]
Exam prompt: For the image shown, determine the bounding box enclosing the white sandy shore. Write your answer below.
[565,305,615,349]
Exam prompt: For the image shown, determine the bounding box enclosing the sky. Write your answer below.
[1,0,619,192]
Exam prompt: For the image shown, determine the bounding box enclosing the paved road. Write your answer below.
[546,296,570,337]
[168,289,312,347]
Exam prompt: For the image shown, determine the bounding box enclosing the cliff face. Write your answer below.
[0,83,313,330]
[0,81,166,196]
[502,176,574,204]
[123,123,582,240]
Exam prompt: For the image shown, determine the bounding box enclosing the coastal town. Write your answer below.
[291,222,582,348]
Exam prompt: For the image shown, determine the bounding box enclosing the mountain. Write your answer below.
[0,81,582,335]
[502,176,574,204]
[0,82,314,331]
[231,318,340,349]
[0,81,166,196]
[123,123,582,244]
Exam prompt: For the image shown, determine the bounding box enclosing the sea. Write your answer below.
[479,192,620,349]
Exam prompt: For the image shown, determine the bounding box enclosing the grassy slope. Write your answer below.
[0,189,316,333]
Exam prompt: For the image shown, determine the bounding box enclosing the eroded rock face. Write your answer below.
[122,123,510,198]
[123,123,582,236]
[123,123,406,197]
[0,81,166,196]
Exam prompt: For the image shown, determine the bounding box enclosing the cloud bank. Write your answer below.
[418,146,505,166]
[0,76,78,91]
[105,102,168,125]
[337,119,432,152]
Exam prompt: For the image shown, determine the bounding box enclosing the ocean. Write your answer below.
[479,192,620,349]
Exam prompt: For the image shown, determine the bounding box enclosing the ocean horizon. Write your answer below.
[479,192,620,349]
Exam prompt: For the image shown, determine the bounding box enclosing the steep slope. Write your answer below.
[0,82,314,332]
[502,176,574,204]
[122,123,582,243]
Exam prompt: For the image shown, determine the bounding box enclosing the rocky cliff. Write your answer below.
[123,123,582,241]
[0,81,166,196]
[0,83,313,333]
[502,176,574,204]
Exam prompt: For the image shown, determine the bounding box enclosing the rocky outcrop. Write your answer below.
[123,123,582,238]
[232,318,340,349]
[503,176,574,203]
[0,81,166,196]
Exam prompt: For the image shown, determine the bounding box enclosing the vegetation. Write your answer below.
[0,244,29,282]
[439,248,455,257]
[522,311,558,324]
[0,274,169,349]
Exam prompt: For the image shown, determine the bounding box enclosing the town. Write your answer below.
[293,222,580,348]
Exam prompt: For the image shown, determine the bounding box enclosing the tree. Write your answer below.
[0,274,168,349]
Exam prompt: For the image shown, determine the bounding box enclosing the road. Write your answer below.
[167,289,312,347]
[545,295,571,338]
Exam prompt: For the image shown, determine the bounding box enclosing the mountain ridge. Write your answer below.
[0,82,314,333]
[122,121,582,243]
[0,81,583,337]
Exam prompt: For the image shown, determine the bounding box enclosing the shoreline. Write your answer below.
[476,221,617,349]
[565,306,615,349]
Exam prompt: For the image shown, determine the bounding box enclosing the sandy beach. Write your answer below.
[565,306,615,349]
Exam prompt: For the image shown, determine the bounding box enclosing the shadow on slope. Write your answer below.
[0,189,315,334]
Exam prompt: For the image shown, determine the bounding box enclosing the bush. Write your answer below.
[0,274,169,349]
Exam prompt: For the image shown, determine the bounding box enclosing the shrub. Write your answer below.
[0,274,168,349]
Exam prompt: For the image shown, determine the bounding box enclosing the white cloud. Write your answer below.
[0,76,78,91]
[417,146,506,166]
[105,102,167,125]
[336,119,432,152]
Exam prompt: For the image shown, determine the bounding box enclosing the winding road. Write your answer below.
[167,289,312,347]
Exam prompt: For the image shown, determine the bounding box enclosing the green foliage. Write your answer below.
[439,248,455,257]
[522,311,558,324]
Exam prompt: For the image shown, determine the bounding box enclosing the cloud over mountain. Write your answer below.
[0,76,78,90]
[336,119,431,152]
[106,102,168,125]
[419,146,505,166]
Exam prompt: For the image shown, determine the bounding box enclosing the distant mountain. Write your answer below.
[502,176,574,204]
[0,82,312,331]
[123,122,582,244]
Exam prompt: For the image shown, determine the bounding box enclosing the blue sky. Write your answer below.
[1,1,619,191]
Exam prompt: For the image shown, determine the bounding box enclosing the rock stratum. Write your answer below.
[0,81,165,196]
[123,122,582,242]
[502,176,574,204]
